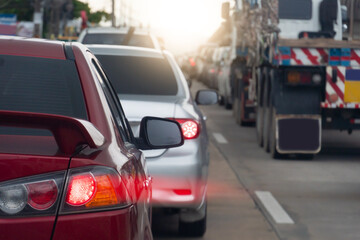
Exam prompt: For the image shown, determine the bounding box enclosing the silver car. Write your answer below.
[78,27,162,50]
[88,45,217,237]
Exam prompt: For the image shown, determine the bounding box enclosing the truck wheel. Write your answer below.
[262,76,271,152]
[269,107,281,159]
[256,104,264,147]
[218,95,224,106]
[224,96,232,109]
[232,97,238,117]
[235,92,247,126]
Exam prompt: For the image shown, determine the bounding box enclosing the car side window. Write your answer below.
[89,58,132,143]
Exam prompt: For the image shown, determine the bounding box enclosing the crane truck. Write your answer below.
[222,0,360,158]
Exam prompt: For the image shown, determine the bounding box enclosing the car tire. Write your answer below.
[179,216,206,237]
[179,207,207,237]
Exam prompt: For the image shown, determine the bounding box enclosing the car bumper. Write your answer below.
[145,139,209,209]
[52,207,139,240]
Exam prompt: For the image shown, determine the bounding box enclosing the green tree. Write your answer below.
[73,0,110,24]
[0,0,109,24]
[0,0,33,21]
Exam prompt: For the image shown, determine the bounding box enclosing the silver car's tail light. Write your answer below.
[173,119,200,140]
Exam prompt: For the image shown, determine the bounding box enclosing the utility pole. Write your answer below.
[349,0,355,40]
[112,0,116,27]
[33,0,42,37]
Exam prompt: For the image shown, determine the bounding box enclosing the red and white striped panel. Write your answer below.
[321,66,360,109]
[291,48,328,66]
[351,50,360,67]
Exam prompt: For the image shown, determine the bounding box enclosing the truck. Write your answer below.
[221,0,360,158]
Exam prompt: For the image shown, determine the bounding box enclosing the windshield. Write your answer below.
[82,33,155,48]
[95,55,178,96]
[279,0,312,20]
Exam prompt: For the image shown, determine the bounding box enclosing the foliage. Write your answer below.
[73,0,110,24]
[0,0,34,21]
[0,0,110,24]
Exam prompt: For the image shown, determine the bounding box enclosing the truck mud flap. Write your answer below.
[276,115,321,154]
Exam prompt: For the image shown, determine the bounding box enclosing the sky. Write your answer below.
[80,0,228,54]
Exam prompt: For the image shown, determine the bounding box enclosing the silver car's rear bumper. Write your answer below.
[145,138,209,210]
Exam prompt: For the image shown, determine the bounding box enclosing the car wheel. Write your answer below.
[179,202,207,237]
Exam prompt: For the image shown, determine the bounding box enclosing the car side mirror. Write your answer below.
[137,117,184,150]
[195,90,218,105]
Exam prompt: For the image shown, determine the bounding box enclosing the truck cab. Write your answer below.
[278,0,342,40]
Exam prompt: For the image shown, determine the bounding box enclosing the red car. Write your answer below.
[0,37,183,240]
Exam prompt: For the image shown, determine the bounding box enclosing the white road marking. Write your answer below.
[255,191,294,224]
[213,133,228,144]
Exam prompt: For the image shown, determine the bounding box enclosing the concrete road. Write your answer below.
[193,80,360,240]
[153,80,360,240]
[152,81,278,240]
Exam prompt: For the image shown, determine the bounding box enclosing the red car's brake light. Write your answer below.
[61,166,132,214]
[0,166,133,217]
[173,119,200,140]
[66,173,96,206]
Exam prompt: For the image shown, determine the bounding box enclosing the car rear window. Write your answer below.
[279,0,312,20]
[95,55,178,96]
[82,33,155,49]
[0,55,88,155]
[0,55,87,119]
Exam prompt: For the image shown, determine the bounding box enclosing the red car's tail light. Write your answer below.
[27,180,58,210]
[0,171,66,217]
[173,119,200,139]
[66,173,96,206]
[0,184,27,215]
[61,166,132,214]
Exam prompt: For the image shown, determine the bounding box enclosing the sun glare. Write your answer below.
[147,0,225,53]
[82,0,226,53]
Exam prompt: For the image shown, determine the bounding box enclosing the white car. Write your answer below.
[78,27,162,50]
[88,45,218,237]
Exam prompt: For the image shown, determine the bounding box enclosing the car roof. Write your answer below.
[83,27,152,35]
[0,36,66,59]
[87,44,164,59]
